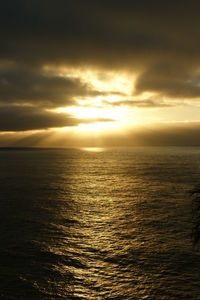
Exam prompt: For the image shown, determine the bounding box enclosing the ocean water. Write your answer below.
[0,147,200,299]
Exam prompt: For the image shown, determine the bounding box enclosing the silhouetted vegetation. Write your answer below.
[190,187,200,246]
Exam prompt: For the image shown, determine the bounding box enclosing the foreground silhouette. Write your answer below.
[190,187,200,246]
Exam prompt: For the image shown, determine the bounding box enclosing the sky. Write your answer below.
[1,0,200,147]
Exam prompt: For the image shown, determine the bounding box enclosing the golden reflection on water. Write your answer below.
[61,194,139,299]
[81,147,105,152]
[5,147,198,299]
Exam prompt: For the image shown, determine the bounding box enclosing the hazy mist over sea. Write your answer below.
[1,147,200,299]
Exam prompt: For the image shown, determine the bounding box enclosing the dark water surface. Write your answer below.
[0,147,200,299]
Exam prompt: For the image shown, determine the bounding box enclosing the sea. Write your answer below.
[0,147,200,299]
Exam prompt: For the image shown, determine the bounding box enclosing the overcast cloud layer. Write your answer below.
[1,0,200,136]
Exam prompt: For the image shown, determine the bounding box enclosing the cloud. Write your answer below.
[0,106,112,131]
[1,122,200,147]
[127,122,200,146]
[102,98,172,108]
[0,67,110,108]
[1,1,200,100]
[0,0,200,69]
[135,63,200,98]
[1,0,200,135]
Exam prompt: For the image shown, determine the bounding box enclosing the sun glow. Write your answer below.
[54,104,135,134]
[46,66,152,134]
[57,105,128,121]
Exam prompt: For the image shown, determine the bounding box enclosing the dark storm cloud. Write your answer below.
[0,0,200,69]
[135,64,200,98]
[1,0,200,132]
[0,106,112,131]
[0,67,112,107]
